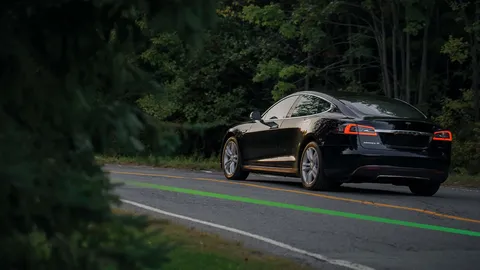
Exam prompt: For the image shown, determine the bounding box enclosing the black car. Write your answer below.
[220,90,452,196]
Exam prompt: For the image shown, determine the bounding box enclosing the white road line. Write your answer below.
[121,199,375,270]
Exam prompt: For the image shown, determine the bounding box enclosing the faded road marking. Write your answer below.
[118,180,480,237]
[121,199,376,270]
[109,170,480,225]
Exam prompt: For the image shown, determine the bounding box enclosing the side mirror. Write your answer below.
[249,111,261,121]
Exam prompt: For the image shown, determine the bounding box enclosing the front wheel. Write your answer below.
[222,137,249,180]
[300,141,340,191]
[408,182,441,196]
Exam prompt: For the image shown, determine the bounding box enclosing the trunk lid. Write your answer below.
[355,116,439,151]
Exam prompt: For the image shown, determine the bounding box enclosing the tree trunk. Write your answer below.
[369,1,391,97]
[348,16,353,68]
[473,2,479,121]
[406,33,411,103]
[380,8,392,97]
[391,1,399,98]
[418,3,435,105]
[473,49,478,121]
[305,51,311,91]
[418,20,430,104]
[347,15,356,84]
[398,2,406,97]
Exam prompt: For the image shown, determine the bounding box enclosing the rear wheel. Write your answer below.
[408,182,441,196]
[222,137,249,180]
[300,141,340,191]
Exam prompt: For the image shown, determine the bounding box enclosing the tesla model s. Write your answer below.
[220,90,452,196]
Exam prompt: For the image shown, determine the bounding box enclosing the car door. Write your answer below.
[279,94,333,165]
[241,95,300,166]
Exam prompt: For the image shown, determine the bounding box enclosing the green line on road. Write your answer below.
[119,180,480,237]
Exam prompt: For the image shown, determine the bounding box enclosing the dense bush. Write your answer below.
[106,118,230,158]
[435,90,480,174]
[0,0,217,269]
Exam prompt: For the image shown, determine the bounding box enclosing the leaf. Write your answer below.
[440,35,470,63]
[253,58,286,82]
[272,81,296,101]
[279,22,297,39]
[278,65,307,79]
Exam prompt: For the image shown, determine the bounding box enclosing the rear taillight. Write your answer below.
[343,124,377,136]
[433,130,452,141]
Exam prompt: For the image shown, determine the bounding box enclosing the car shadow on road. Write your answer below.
[246,178,412,196]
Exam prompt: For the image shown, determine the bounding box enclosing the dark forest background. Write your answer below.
[114,0,480,175]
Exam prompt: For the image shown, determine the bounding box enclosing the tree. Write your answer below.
[441,0,480,121]
[0,0,217,269]
[138,0,283,122]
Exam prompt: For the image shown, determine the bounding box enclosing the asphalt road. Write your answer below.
[106,164,480,270]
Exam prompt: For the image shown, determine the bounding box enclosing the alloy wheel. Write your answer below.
[302,147,319,184]
[223,140,238,176]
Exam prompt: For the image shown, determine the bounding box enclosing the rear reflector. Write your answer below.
[344,124,377,136]
[433,130,452,141]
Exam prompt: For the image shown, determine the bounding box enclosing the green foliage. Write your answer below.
[0,0,218,269]
[253,58,287,82]
[106,121,229,158]
[279,65,308,80]
[441,36,470,63]
[241,4,286,27]
[137,5,283,123]
[273,82,298,101]
[149,122,229,158]
[126,0,480,175]
[435,90,480,174]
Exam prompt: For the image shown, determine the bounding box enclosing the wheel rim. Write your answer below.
[302,147,319,184]
[223,140,238,176]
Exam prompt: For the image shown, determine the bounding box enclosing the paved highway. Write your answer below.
[106,164,480,270]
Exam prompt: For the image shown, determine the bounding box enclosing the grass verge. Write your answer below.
[113,208,311,270]
[96,155,220,171]
[445,174,480,188]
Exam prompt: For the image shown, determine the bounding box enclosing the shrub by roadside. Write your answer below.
[446,174,480,188]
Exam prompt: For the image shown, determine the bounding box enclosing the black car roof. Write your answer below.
[286,90,427,119]
[289,90,390,101]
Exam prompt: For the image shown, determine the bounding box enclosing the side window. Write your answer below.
[291,95,331,117]
[262,96,298,120]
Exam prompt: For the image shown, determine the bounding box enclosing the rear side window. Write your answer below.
[291,95,332,117]
[339,96,426,119]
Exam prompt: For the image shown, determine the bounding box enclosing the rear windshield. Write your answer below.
[338,95,427,119]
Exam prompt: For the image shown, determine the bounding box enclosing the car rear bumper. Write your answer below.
[348,165,447,184]
[323,148,450,184]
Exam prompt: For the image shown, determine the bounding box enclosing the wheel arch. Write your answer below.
[296,134,319,176]
[221,131,235,145]
[220,123,253,168]
[220,131,236,167]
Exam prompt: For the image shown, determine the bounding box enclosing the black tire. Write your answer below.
[408,182,441,196]
[221,137,249,180]
[299,141,340,191]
